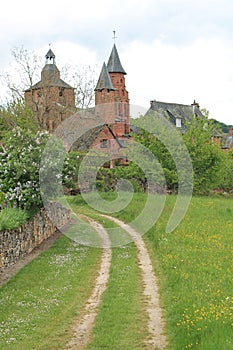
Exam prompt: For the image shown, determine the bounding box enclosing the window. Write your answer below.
[176,117,182,128]
[100,139,108,148]
[124,103,128,116]
[59,87,64,96]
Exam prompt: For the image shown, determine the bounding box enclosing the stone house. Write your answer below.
[146,99,204,133]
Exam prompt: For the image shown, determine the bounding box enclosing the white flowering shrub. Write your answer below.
[0,127,84,213]
[0,128,49,213]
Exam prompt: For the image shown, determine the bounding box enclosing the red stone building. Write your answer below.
[91,44,130,165]
[25,45,130,165]
[25,49,76,132]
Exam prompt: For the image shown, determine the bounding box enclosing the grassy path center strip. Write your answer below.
[102,214,168,350]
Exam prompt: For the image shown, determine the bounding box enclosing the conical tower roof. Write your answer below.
[107,44,126,74]
[95,62,115,91]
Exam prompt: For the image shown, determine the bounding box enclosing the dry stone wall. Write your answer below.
[0,202,70,272]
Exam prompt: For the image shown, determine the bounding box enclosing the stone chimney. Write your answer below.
[191,100,200,108]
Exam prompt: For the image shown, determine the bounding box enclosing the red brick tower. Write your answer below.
[25,49,75,132]
[95,44,130,136]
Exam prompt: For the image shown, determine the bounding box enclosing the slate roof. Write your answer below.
[71,123,128,151]
[71,125,105,151]
[107,44,126,74]
[146,100,204,132]
[95,62,115,91]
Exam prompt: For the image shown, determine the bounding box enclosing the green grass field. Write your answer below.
[0,194,232,349]
[146,195,233,350]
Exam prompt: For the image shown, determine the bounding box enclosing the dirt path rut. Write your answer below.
[102,215,167,350]
[65,216,112,350]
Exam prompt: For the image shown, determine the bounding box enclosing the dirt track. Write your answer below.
[102,215,167,350]
[65,216,112,350]
[0,216,167,350]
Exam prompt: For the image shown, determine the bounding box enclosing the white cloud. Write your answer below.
[38,41,98,67]
[122,38,233,124]
[1,0,233,124]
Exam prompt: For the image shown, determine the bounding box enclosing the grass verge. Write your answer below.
[0,235,101,350]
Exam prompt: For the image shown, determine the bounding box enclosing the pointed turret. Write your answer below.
[107,44,126,74]
[95,63,115,91]
[95,42,130,135]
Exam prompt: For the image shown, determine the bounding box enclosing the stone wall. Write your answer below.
[0,202,71,272]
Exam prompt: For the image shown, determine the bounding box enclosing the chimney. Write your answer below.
[191,100,200,108]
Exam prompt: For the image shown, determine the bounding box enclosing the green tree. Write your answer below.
[217,149,233,191]
[183,117,224,193]
[0,99,39,140]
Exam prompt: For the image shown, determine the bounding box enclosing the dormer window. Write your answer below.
[176,117,182,128]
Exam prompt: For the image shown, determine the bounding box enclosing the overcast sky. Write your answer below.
[1,0,233,125]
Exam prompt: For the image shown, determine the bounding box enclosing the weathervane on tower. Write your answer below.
[112,30,117,43]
